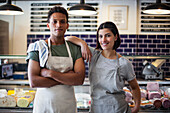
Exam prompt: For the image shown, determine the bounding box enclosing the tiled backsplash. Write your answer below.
[27,34,170,78]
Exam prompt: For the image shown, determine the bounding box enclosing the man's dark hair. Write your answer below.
[47,6,69,23]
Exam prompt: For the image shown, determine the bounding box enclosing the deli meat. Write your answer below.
[147,82,159,91]
[125,91,132,103]
[123,87,133,103]
[153,99,162,109]
[165,88,170,98]
[140,88,147,99]
[161,98,170,108]
[148,91,161,100]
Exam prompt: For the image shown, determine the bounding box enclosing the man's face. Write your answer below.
[47,12,69,37]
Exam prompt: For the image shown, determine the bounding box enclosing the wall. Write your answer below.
[0,0,138,55]
[0,1,30,55]
[0,0,169,77]
[0,20,9,54]
[99,0,137,34]
[27,34,170,78]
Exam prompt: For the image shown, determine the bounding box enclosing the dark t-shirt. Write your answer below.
[26,41,82,66]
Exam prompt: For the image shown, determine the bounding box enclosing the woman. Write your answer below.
[65,21,141,113]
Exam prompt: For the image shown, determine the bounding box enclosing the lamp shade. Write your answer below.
[0,0,24,15]
[143,0,170,14]
[68,0,97,16]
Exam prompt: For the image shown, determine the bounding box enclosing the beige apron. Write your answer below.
[33,38,77,113]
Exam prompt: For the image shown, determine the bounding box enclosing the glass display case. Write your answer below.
[0,55,170,113]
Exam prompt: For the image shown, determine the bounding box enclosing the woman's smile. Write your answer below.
[98,28,117,50]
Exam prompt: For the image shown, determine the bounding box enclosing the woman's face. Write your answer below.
[98,28,117,50]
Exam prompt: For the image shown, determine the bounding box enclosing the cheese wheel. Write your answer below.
[23,92,35,102]
[0,89,7,95]
[0,95,16,107]
[17,97,29,107]
[17,92,35,107]
[8,90,15,95]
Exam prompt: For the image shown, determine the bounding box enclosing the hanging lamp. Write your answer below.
[0,0,24,15]
[68,0,97,16]
[143,0,170,14]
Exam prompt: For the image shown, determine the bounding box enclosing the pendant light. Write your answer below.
[68,0,97,16]
[143,0,170,14]
[0,0,24,15]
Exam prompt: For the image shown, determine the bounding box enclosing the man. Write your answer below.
[26,6,85,113]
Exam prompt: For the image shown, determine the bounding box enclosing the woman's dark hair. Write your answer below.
[96,21,121,50]
[47,6,68,23]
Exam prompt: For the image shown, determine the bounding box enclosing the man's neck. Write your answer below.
[50,36,65,45]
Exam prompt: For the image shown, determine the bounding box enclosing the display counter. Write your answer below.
[0,78,170,113]
[0,55,169,112]
[0,107,89,113]
[0,78,170,86]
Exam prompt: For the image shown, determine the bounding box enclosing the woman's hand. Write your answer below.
[65,36,92,62]
[128,78,141,113]
[80,41,92,62]
[131,106,140,113]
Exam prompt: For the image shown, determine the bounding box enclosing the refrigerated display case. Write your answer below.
[0,55,170,113]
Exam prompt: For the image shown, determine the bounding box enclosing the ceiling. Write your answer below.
[1,0,170,3]
[0,0,109,3]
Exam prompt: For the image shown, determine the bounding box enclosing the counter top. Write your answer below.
[0,55,170,59]
[0,79,29,85]
[0,78,169,86]
[0,107,169,113]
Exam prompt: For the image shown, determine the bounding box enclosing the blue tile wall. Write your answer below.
[27,34,170,78]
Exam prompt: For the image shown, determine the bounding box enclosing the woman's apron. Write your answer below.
[89,51,131,113]
[33,38,77,113]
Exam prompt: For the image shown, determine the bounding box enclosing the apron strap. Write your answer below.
[47,38,72,58]
[116,52,121,82]
[48,38,52,56]
[65,40,72,58]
